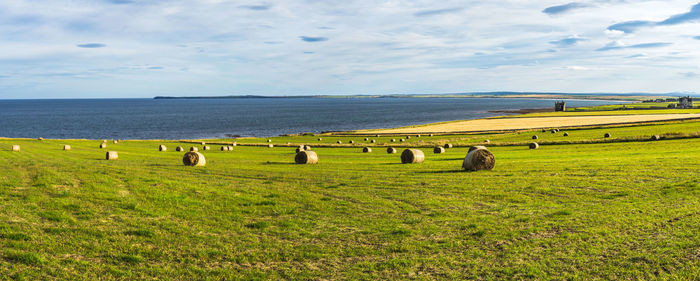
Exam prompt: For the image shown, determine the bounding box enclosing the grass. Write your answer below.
[0,121,699,280]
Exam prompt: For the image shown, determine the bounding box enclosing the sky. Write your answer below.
[1,0,699,98]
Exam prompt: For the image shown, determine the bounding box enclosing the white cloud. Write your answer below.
[0,0,699,98]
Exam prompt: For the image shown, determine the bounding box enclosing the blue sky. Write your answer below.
[1,0,699,98]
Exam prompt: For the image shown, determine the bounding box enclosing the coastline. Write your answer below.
[153,92,665,102]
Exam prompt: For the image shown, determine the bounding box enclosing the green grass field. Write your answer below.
[1,121,699,280]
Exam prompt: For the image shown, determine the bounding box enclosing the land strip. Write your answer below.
[353,114,700,134]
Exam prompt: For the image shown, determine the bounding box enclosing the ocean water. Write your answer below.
[0,98,623,139]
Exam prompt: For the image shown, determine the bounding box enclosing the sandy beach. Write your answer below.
[355,113,700,134]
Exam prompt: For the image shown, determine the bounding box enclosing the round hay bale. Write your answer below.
[221,146,228,151]
[105,151,118,160]
[362,147,372,153]
[232,142,237,147]
[390,139,396,142]
[63,145,71,151]
[295,150,318,164]
[651,135,661,141]
[484,139,490,144]
[406,136,411,139]
[604,133,611,138]
[228,146,234,151]
[159,145,167,151]
[201,142,206,146]
[304,145,311,150]
[401,149,424,164]
[100,143,107,149]
[429,134,434,137]
[102,140,107,143]
[189,147,198,152]
[176,146,184,152]
[444,143,453,149]
[370,140,376,143]
[268,144,274,148]
[433,146,445,154]
[532,135,538,140]
[349,140,355,144]
[463,147,495,171]
[399,139,405,142]
[529,142,539,149]
[563,132,569,137]
[551,129,556,134]
[38,137,44,140]
[541,129,546,132]
[387,147,397,154]
[417,134,421,138]
[364,138,369,141]
[468,145,488,153]
[12,145,20,152]
[318,138,323,141]
[376,134,380,137]
[267,139,272,143]
[183,151,206,166]
[296,145,305,153]
[113,140,118,144]
[337,140,342,144]
[203,146,210,151]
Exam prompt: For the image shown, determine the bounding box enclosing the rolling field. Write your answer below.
[228,119,700,148]
[1,122,699,280]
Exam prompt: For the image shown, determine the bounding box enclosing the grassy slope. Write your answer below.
[0,124,699,280]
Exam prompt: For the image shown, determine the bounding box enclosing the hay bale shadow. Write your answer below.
[261,162,296,165]
[416,170,465,174]
[146,164,178,167]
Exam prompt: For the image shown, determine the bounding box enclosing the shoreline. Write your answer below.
[0,97,639,140]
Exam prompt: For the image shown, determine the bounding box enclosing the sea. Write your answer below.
[0,98,625,139]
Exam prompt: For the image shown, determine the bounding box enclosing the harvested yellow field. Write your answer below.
[359,114,700,134]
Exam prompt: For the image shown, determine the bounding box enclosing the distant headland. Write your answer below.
[154,92,698,101]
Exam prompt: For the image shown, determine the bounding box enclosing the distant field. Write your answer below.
[495,108,700,118]
[1,121,698,279]
[499,104,700,118]
[356,113,700,134]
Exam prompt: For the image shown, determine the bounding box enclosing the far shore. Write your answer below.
[153,92,678,102]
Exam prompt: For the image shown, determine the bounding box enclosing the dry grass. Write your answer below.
[400,149,424,164]
[182,151,205,166]
[295,150,319,164]
[105,151,118,160]
[462,148,495,171]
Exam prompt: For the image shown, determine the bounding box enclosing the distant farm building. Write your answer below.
[554,101,566,112]
[678,96,693,109]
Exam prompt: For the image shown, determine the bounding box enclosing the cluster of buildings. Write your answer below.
[642,96,694,109]
[677,96,693,109]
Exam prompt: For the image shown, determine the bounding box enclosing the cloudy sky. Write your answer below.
[1,0,699,98]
